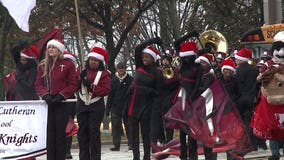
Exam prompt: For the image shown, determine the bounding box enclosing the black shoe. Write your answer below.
[128,146,133,150]
[110,147,120,151]
[65,153,73,159]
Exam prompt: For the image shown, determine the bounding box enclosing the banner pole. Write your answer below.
[74,0,85,68]
[74,0,90,103]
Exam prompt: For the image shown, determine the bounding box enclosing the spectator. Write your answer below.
[106,61,133,151]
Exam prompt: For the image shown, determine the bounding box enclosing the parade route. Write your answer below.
[36,143,284,160]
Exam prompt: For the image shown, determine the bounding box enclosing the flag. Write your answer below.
[186,79,253,153]
[0,0,36,32]
[35,28,63,60]
[164,79,254,158]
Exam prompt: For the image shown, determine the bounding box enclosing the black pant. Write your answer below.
[180,130,198,160]
[111,113,131,148]
[77,103,105,160]
[47,102,70,160]
[66,101,76,156]
[179,131,217,160]
[151,108,165,144]
[130,116,151,160]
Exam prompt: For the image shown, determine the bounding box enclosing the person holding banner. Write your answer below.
[35,39,78,160]
[76,46,111,160]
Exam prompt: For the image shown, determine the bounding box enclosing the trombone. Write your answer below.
[161,49,180,80]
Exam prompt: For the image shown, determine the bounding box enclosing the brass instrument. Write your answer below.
[161,50,180,79]
[162,65,175,79]
[198,30,228,55]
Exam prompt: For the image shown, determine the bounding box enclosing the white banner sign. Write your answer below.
[0,100,47,159]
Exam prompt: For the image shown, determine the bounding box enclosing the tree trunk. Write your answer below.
[0,13,13,100]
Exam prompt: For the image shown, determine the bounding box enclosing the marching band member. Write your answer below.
[177,41,202,160]
[159,54,180,143]
[35,39,78,160]
[234,48,259,150]
[12,45,39,101]
[76,46,111,160]
[127,38,163,160]
[194,53,217,160]
[220,58,239,160]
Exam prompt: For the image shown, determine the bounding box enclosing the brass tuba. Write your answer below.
[198,30,228,55]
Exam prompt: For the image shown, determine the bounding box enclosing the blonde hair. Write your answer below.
[39,49,64,77]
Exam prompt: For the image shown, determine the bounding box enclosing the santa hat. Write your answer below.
[273,30,284,42]
[47,39,66,53]
[179,41,198,57]
[220,58,236,73]
[142,46,160,61]
[64,52,77,62]
[88,46,109,64]
[20,45,39,60]
[216,53,224,61]
[195,54,214,66]
[234,48,252,62]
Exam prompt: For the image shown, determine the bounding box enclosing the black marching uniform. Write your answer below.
[235,62,259,148]
[126,38,162,160]
[178,56,202,160]
[159,71,180,143]
[14,63,39,100]
[195,71,217,160]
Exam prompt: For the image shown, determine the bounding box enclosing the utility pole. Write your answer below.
[263,0,283,24]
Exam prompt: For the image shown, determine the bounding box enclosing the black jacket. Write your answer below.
[222,77,239,102]
[126,66,162,119]
[14,67,39,100]
[159,73,180,114]
[235,63,259,114]
[106,73,133,116]
[179,61,202,101]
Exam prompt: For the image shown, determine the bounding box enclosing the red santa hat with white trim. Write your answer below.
[234,48,252,62]
[88,46,109,64]
[195,53,214,66]
[220,58,236,73]
[21,45,39,60]
[64,52,77,62]
[179,41,198,57]
[46,39,66,53]
[142,46,160,61]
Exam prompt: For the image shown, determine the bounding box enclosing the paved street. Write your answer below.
[35,130,283,160]
[35,143,284,160]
